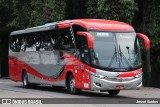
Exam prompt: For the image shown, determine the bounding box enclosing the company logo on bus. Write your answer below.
[118,78,123,82]
[93,23,129,28]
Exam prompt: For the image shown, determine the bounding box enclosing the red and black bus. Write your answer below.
[9,19,150,95]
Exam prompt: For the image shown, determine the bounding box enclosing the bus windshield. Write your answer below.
[89,31,142,70]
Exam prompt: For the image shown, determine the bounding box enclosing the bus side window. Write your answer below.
[75,36,90,64]
[20,37,26,52]
[25,34,36,52]
[72,25,88,58]
[10,36,16,52]
[59,28,75,54]
[74,33,90,64]
[81,44,90,64]
[10,35,23,52]
[35,30,59,51]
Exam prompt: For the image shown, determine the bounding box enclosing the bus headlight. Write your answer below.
[86,69,105,79]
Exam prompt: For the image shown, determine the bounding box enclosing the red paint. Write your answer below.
[116,86,124,90]
[58,23,71,29]
[77,32,94,48]
[118,68,142,78]
[9,52,94,90]
[58,19,134,31]
[137,33,150,49]
[9,56,64,82]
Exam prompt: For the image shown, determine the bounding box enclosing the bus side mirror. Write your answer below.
[137,33,150,50]
[137,33,151,86]
[77,31,94,48]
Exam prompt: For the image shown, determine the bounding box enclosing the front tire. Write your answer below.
[67,75,81,94]
[108,90,120,95]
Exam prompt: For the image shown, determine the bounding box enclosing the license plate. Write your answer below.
[116,85,124,90]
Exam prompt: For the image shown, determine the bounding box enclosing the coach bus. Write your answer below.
[9,19,150,95]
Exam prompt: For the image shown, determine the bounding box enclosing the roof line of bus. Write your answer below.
[10,20,84,36]
[10,19,134,36]
[10,21,59,36]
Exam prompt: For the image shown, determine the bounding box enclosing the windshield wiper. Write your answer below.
[108,45,118,67]
[119,45,133,68]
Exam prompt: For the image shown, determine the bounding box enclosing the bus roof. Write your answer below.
[58,19,134,31]
[10,19,134,35]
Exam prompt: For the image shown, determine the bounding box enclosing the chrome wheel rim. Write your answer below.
[23,74,27,86]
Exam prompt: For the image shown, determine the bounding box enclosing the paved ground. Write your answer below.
[0,79,160,107]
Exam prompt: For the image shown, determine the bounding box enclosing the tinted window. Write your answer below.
[10,28,76,53]
[59,28,75,53]
[10,30,59,52]
[10,35,23,52]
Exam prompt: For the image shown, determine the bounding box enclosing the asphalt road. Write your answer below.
[0,79,160,107]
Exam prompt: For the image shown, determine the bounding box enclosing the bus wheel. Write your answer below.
[108,90,120,95]
[67,75,81,94]
[22,72,31,88]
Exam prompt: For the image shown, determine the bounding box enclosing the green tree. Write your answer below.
[86,0,137,24]
[29,0,66,27]
[0,0,13,65]
[8,0,66,28]
[138,0,160,64]
[64,0,87,19]
[0,0,12,27]
[8,0,32,29]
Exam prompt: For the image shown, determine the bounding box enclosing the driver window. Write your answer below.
[77,37,90,64]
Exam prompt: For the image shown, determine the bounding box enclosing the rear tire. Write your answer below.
[67,75,81,94]
[108,90,120,95]
[22,72,32,88]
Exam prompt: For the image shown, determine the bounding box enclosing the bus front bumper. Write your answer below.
[90,74,142,90]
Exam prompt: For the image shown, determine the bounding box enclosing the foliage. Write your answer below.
[64,0,87,19]
[29,0,65,27]
[8,0,32,29]
[135,0,160,64]
[8,0,65,29]
[0,0,12,27]
[86,0,138,24]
